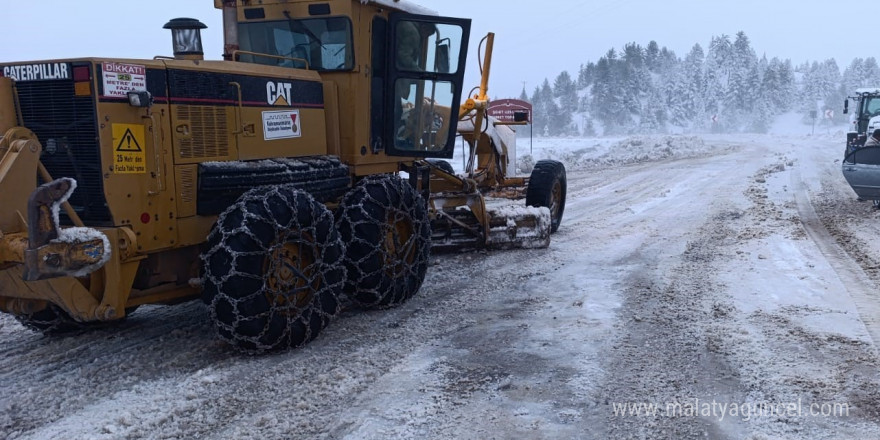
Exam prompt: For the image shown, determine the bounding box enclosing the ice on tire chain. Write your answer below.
[202,186,344,350]
[342,176,428,307]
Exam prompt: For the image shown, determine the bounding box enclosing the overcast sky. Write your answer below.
[3,0,854,98]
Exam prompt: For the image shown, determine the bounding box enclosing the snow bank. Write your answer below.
[512,135,718,174]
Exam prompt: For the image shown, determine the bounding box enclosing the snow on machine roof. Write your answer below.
[359,0,437,15]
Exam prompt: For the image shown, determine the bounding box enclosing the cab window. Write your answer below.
[865,97,880,117]
[395,21,463,74]
[390,21,466,154]
[237,17,354,71]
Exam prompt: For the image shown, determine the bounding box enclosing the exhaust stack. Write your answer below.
[163,18,208,61]
[222,1,239,60]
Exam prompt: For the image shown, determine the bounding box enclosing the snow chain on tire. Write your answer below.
[337,175,431,308]
[526,160,567,233]
[201,185,345,352]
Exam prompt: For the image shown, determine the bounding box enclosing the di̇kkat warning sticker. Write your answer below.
[262,110,302,140]
[112,124,146,174]
[102,62,146,98]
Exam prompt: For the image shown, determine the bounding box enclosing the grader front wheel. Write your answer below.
[201,185,345,352]
[337,175,431,308]
[526,160,567,233]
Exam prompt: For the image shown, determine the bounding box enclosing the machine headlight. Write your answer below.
[127,91,153,108]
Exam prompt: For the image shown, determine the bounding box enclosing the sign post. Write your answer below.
[487,99,533,154]
[810,110,817,135]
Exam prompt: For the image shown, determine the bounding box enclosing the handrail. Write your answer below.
[231,50,309,70]
[228,82,245,135]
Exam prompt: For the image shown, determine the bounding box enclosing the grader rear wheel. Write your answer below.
[15,303,85,334]
[201,185,344,352]
[526,160,567,233]
[337,175,431,308]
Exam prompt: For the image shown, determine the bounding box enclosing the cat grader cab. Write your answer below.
[0,0,566,351]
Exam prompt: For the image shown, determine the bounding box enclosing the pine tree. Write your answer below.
[515,87,530,138]
[842,58,866,92]
[776,59,796,111]
[800,59,841,123]
[681,44,706,130]
[645,41,661,72]
[554,71,578,114]
[864,58,880,86]
[705,35,733,131]
[530,83,547,137]
[662,60,690,127]
[577,62,596,90]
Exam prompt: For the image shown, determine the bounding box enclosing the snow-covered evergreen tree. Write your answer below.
[577,62,595,90]
[554,71,578,115]
[645,41,661,72]
[704,35,732,131]
[800,59,841,123]
[513,30,875,136]
[591,49,633,134]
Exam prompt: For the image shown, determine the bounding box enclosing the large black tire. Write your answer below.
[526,160,567,233]
[201,185,345,352]
[337,175,431,308]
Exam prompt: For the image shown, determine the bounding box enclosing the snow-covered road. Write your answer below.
[3,132,880,439]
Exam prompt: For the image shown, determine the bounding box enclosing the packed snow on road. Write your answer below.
[3,121,880,439]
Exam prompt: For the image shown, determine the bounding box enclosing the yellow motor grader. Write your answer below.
[0,0,566,351]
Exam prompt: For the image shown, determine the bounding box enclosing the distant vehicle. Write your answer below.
[842,88,880,205]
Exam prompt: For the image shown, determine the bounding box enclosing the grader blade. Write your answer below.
[430,192,551,252]
[485,205,551,250]
[430,206,485,252]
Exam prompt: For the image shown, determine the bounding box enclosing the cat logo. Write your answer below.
[266,81,293,106]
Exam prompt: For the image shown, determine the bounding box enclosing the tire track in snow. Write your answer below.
[792,168,880,353]
[0,302,222,438]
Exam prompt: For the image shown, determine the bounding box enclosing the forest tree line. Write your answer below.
[520,31,880,136]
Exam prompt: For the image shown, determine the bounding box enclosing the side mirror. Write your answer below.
[844,99,849,115]
[435,42,450,74]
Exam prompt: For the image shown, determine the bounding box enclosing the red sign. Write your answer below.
[487,99,532,123]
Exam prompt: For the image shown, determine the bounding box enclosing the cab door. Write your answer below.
[382,13,471,159]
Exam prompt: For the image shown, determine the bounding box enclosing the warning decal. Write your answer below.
[112,124,146,174]
[262,110,302,140]
[102,62,147,98]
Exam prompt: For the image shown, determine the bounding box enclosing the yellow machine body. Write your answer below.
[0,0,561,333]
